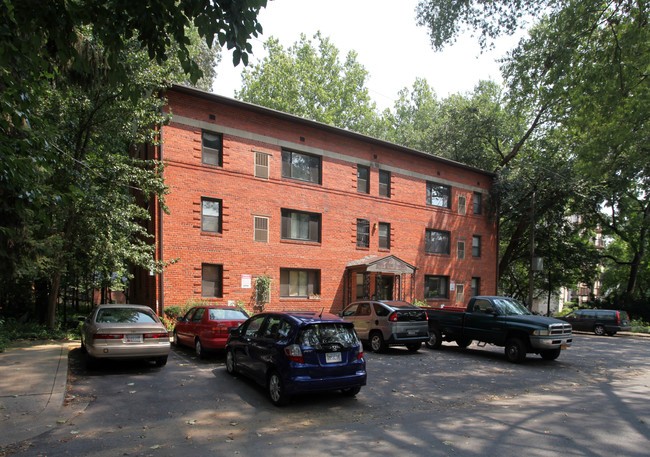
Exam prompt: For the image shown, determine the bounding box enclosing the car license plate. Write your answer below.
[124,335,143,343]
[325,352,342,363]
[561,344,567,350]
[407,329,417,336]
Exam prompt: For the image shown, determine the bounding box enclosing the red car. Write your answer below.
[173,305,249,358]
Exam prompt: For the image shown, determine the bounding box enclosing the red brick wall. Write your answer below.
[154,88,497,314]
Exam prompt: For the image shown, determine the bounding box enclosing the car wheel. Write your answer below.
[268,371,290,406]
[341,386,361,397]
[80,337,87,354]
[172,331,179,346]
[505,338,527,363]
[456,337,472,349]
[195,339,205,359]
[425,328,442,349]
[406,342,421,352]
[369,332,387,353]
[540,348,561,361]
[594,325,606,336]
[226,349,237,375]
[154,356,168,367]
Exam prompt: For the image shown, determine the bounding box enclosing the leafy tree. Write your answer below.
[1,1,266,327]
[415,0,559,51]
[237,32,379,132]
[416,0,650,301]
[501,1,650,298]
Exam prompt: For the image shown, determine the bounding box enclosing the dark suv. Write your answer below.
[557,309,631,336]
[226,311,366,406]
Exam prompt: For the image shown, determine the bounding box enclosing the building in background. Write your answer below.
[131,84,498,315]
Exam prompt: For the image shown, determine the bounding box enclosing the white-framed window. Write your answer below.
[254,216,269,242]
[457,241,465,260]
[458,195,466,215]
[456,284,465,304]
[255,151,270,179]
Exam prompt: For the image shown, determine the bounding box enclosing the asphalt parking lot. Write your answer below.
[14,333,650,456]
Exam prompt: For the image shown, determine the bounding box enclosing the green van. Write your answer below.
[558,309,631,336]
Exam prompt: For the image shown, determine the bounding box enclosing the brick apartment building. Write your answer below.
[132,84,498,315]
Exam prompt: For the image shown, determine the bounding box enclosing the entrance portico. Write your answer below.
[344,255,418,307]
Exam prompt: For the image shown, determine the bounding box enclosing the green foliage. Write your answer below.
[237,32,379,133]
[415,0,558,51]
[0,316,81,353]
[1,1,265,327]
[412,299,428,307]
[255,275,272,305]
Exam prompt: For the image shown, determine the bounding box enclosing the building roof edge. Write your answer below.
[167,83,496,178]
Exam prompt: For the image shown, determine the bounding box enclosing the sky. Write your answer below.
[212,0,528,110]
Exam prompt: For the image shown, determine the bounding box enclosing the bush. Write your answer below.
[164,306,183,320]
[0,317,80,352]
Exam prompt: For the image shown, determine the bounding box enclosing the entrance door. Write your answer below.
[375,275,393,300]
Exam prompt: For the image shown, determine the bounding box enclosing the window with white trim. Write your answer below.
[254,216,269,242]
[458,195,466,215]
[255,151,270,179]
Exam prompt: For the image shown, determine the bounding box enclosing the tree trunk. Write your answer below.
[46,270,61,329]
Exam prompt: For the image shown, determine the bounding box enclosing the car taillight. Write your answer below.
[143,332,169,339]
[616,311,620,325]
[284,344,304,363]
[389,312,398,322]
[93,334,124,340]
[358,344,364,360]
[210,325,230,337]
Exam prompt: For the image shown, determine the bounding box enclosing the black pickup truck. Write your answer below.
[422,296,573,363]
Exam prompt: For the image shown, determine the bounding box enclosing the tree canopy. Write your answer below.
[415,0,650,302]
[0,1,266,327]
[236,32,379,132]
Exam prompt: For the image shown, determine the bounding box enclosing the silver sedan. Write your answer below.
[80,304,170,367]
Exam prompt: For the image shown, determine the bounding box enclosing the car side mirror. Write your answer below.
[486,307,497,315]
[229,328,241,337]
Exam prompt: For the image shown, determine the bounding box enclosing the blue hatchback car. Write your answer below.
[225,311,367,406]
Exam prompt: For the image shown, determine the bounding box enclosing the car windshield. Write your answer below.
[492,298,531,316]
[96,308,157,324]
[209,308,248,320]
[298,323,359,349]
